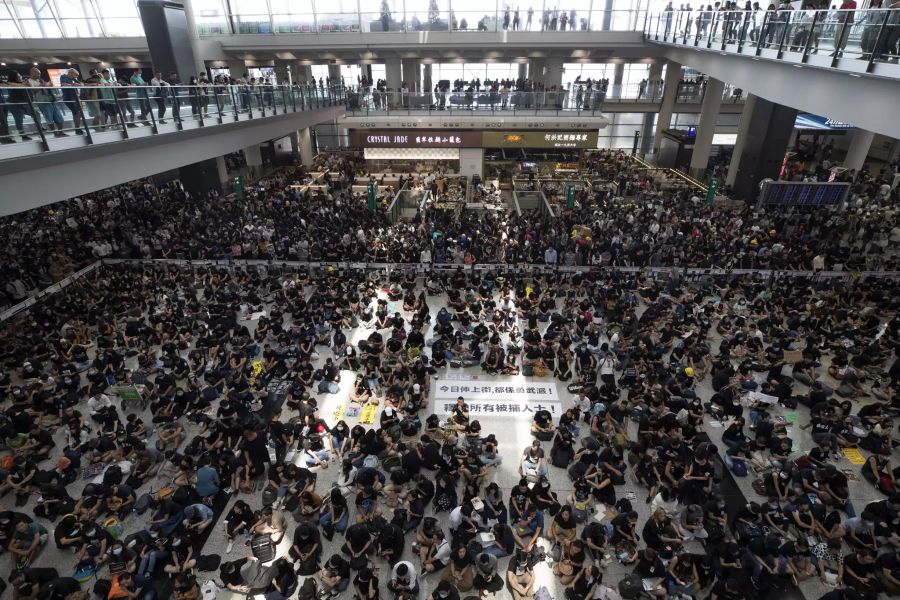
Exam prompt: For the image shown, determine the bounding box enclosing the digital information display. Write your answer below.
[759,181,850,208]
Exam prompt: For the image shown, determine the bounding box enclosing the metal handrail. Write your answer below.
[0,83,347,157]
[644,8,900,70]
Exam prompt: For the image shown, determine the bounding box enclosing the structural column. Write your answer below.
[180,0,208,76]
[529,59,546,84]
[296,128,315,167]
[652,60,683,153]
[611,62,625,99]
[215,156,229,185]
[843,129,875,172]
[179,159,222,196]
[137,0,201,82]
[328,64,342,86]
[226,59,247,80]
[385,58,403,90]
[647,61,663,99]
[401,59,421,91]
[422,64,433,92]
[640,113,655,155]
[725,94,798,200]
[273,59,294,85]
[543,57,564,89]
[688,76,724,179]
[244,144,264,177]
[297,64,314,85]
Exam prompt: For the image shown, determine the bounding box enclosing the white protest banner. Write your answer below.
[435,398,562,418]
[433,378,560,402]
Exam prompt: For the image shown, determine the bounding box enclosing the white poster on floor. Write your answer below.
[435,398,563,417]
[433,378,560,402]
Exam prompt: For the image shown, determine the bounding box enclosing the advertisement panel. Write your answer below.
[481,131,599,148]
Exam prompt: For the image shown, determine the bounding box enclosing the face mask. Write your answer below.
[112,548,122,556]
[150,532,159,539]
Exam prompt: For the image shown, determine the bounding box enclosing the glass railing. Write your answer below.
[645,8,900,69]
[196,9,647,35]
[345,83,744,115]
[0,84,345,157]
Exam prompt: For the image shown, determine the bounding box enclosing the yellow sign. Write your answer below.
[360,403,378,425]
[332,404,345,423]
[248,361,263,385]
[842,447,866,465]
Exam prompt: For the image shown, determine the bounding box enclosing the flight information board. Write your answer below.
[758,181,850,208]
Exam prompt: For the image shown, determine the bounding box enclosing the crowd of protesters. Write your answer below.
[0,149,899,600]
[3,149,898,311]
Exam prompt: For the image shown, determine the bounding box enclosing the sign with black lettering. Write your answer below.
[349,129,481,148]
[434,378,560,401]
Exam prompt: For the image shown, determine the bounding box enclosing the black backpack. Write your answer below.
[297,578,318,600]
[102,465,123,486]
[196,554,222,572]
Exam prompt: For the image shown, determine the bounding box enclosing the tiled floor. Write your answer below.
[9,272,895,600]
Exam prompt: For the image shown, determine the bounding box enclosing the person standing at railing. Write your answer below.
[859,0,888,60]
[710,0,722,37]
[747,1,761,41]
[831,0,856,56]
[682,4,693,36]
[527,6,534,29]
[876,0,900,63]
[167,71,182,119]
[664,1,675,37]
[4,71,37,141]
[129,70,152,124]
[58,68,85,136]
[514,7,521,29]
[27,67,67,138]
[81,68,102,129]
[150,71,170,123]
[116,75,137,126]
[569,9,577,29]
[504,6,511,29]
[97,68,120,130]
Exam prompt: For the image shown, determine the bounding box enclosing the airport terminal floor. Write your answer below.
[0,144,899,600]
[1,10,900,598]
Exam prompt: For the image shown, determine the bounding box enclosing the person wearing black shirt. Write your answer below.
[289,521,321,575]
[318,553,351,596]
[843,548,882,596]
[342,522,373,562]
[353,567,379,600]
[710,577,741,600]
[633,547,667,596]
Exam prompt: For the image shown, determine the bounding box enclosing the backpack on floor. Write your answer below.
[297,578,318,600]
[196,554,222,572]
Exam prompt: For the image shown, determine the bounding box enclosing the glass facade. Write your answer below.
[0,0,649,37]
[1,0,143,38]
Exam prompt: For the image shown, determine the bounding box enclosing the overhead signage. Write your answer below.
[794,114,854,130]
[759,181,850,207]
[349,129,481,148]
[342,116,610,130]
[482,131,599,149]
[711,133,737,146]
